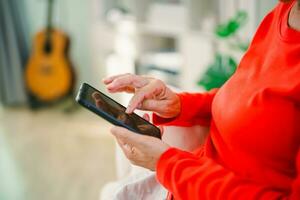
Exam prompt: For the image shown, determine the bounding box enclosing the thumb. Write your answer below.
[159,126,164,136]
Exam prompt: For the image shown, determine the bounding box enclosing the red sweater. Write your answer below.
[154,2,300,200]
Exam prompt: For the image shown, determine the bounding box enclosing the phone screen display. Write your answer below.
[77,83,161,138]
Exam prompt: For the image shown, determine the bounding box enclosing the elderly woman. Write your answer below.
[103,0,300,199]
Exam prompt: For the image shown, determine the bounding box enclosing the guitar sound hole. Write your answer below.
[44,40,53,54]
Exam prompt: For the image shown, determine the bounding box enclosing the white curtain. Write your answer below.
[0,0,29,105]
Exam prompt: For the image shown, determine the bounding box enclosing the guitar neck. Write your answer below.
[46,0,54,32]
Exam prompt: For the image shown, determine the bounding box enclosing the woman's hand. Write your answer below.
[103,73,180,118]
[111,126,170,171]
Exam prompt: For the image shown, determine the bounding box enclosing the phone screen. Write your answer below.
[77,83,161,139]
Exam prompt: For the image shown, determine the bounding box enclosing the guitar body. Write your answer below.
[25,29,74,102]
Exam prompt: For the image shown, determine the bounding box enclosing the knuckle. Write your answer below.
[131,147,137,155]
[125,74,137,85]
[134,75,149,87]
[132,77,141,86]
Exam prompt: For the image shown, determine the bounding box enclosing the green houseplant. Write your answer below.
[197,11,249,91]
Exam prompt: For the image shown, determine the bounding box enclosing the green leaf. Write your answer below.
[197,54,237,90]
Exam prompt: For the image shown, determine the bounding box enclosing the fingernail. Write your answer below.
[125,107,131,114]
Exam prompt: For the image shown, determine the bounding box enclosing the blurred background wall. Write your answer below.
[0,0,278,200]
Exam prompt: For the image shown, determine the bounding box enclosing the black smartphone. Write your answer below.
[75,83,161,139]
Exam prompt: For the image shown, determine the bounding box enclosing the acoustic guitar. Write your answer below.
[25,0,74,103]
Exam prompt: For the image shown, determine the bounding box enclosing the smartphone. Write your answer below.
[75,83,161,139]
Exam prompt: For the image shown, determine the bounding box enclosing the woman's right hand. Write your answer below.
[103,73,181,119]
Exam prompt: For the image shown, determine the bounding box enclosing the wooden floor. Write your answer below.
[0,106,116,200]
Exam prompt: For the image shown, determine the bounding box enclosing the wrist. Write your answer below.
[165,89,181,118]
[171,93,181,118]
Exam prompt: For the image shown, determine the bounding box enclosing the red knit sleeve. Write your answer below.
[156,148,300,200]
[152,89,218,127]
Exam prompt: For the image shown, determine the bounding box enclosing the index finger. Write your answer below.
[106,74,148,92]
[102,73,130,84]
[125,84,155,113]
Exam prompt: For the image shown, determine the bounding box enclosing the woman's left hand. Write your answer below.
[111,126,170,171]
